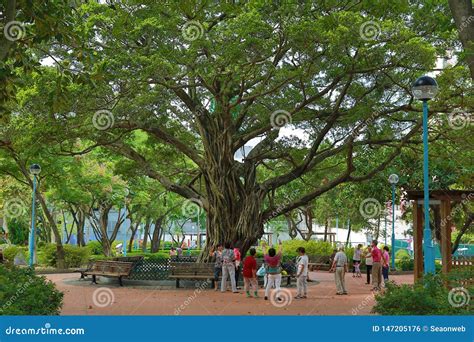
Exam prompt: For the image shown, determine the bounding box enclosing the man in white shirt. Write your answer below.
[330,247,348,295]
[295,247,309,299]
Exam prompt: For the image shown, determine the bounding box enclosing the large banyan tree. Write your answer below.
[23,1,471,257]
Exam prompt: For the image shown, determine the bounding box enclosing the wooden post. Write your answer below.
[440,200,452,275]
[413,201,424,281]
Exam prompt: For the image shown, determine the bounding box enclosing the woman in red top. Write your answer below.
[234,248,242,289]
[242,248,258,298]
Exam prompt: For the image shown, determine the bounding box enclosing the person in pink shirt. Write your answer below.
[382,246,390,285]
[234,248,242,289]
[371,240,382,291]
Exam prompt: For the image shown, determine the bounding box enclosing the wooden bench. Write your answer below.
[169,261,297,288]
[83,261,134,286]
[169,262,214,288]
[308,255,331,271]
[112,256,144,263]
[76,256,144,279]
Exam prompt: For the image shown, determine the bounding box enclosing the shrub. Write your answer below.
[281,240,334,257]
[6,218,29,245]
[40,244,90,268]
[86,241,103,255]
[372,274,471,315]
[395,249,410,259]
[2,245,28,263]
[396,256,414,271]
[146,252,170,260]
[0,265,63,315]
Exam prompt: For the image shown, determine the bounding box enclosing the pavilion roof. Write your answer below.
[405,189,473,202]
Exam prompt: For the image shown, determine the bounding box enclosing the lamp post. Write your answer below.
[28,164,41,267]
[388,173,399,270]
[412,75,438,274]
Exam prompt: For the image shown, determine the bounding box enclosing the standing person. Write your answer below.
[330,247,348,295]
[211,245,223,291]
[382,246,390,284]
[295,247,309,299]
[371,240,383,291]
[221,242,238,293]
[234,247,242,289]
[364,246,373,285]
[170,247,177,257]
[263,240,283,301]
[352,244,362,276]
[242,248,258,298]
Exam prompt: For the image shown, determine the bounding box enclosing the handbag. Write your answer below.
[256,264,266,276]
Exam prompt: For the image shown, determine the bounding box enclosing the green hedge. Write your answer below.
[0,265,63,315]
[281,240,334,257]
[373,274,471,315]
[2,245,28,263]
[396,256,414,271]
[39,244,90,268]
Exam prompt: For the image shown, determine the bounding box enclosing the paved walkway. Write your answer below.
[47,271,413,315]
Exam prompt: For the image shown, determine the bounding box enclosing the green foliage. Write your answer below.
[145,252,171,260]
[39,244,90,268]
[2,245,28,263]
[0,265,63,315]
[6,219,29,245]
[396,257,414,271]
[395,249,410,259]
[86,241,103,255]
[281,240,334,258]
[373,274,470,315]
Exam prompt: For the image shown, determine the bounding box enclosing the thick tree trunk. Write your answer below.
[72,207,86,247]
[127,222,139,253]
[448,0,474,79]
[323,218,329,242]
[37,193,65,268]
[199,190,265,261]
[375,215,381,241]
[99,206,112,257]
[345,220,352,248]
[142,217,151,252]
[151,216,164,253]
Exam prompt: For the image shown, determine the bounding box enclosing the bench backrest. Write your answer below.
[112,256,144,263]
[91,261,134,275]
[170,262,213,276]
[308,255,331,264]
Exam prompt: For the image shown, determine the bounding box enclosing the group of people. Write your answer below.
[330,240,391,295]
[210,240,310,301]
[207,239,391,300]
